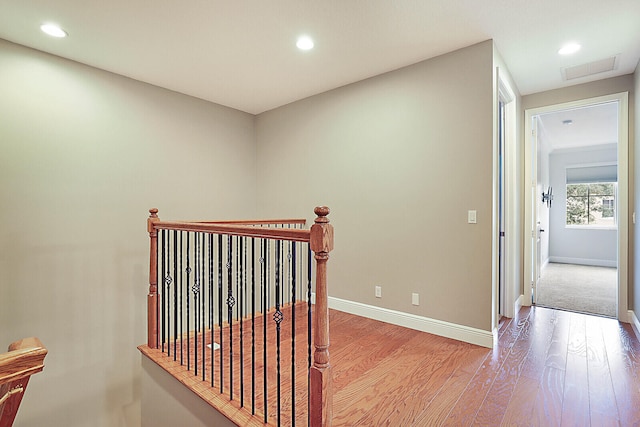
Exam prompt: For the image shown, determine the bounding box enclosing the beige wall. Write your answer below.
[140,357,235,427]
[522,75,634,110]
[0,39,256,427]
[0,33,566,426]
[521,75,635,312]
[256,41,496,331]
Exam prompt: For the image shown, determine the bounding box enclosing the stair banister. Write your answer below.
[309,206,333,427]
[0,337,48,427]
[147,208,160,349]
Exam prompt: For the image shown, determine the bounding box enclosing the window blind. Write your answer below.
[566,164,617,184]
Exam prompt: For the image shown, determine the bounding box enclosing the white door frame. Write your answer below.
[523,92,629,321]
[493,68,517,335]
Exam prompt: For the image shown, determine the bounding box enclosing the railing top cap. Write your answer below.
[314,206,330,223]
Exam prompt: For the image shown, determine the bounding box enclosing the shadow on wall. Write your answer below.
[3,238,146,427]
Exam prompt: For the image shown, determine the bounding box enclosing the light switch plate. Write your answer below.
[468,210,477,224]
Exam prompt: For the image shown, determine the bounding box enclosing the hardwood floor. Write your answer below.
[350,308,640,426]
[141,305,640,426]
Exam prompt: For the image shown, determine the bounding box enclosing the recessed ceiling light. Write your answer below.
[562,119,573,125]
[40,23,67,38]
[558,43,580,55]
[296,35,314,51]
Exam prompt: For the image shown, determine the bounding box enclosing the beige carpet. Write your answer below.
[535,263,617,318]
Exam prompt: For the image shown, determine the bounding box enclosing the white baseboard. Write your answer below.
[515,294,525,312]
[327,296,493,348]
[630,310,640,341]
[548,256,616,268]
[541,258,549,271]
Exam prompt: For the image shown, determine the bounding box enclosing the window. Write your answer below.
[566,182,616,226]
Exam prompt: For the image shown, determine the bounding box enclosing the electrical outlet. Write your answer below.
[375,286,382,298]
[412,293,419,306]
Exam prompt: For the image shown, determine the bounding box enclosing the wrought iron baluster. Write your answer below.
[209,233,214,387]
[167,230,173,358]
[201,232,206,380]
[260,234,264,316]
[218,234,224,393]
[267,239,271,314]
[274,240,283,427]
[239,236,245,407]
[161,229,166,353]
[262,238,268,423]
[173,230,178,361]
[194,233,199,376]
[244,236,249,318]
[251,237,256,415]
[291,240,297,426]
[180,231,184,365]
[186,232,191,371]
[236,236,240,322]
[227,235,235,400]
[287,225,292,303]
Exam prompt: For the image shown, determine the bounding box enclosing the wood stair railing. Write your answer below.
[0,337,48,427]
[145,206,334,426]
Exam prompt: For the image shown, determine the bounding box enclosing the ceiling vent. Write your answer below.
[562,55,618,81]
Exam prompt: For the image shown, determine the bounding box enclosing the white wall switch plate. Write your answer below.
[468,210,477,224]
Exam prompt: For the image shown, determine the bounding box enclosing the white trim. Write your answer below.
[542,258,549,271]
[523,92,629,321]
[515,294,524,315]
[498,73,515,103]
[327,296,494,348]
[523,113,537,307]
[494,66,518,324]
[565,225,617,231]
[548,256,617,268]
[616,92,629,320]
[630,311,640,341]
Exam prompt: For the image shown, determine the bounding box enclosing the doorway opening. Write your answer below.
[524,93,629,320]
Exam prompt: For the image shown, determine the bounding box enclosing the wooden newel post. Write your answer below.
[147,208,159,348]
[309,206,334,426]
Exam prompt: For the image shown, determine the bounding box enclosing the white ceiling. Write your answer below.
[0,1,639,114]
[537,102,619,151]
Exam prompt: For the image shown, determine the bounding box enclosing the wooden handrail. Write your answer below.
[198,218,306,226]
[0,337,47,427]
[0,338,47,386]
[152,220,311,242]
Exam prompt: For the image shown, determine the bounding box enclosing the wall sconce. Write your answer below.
[541,186,553,208]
